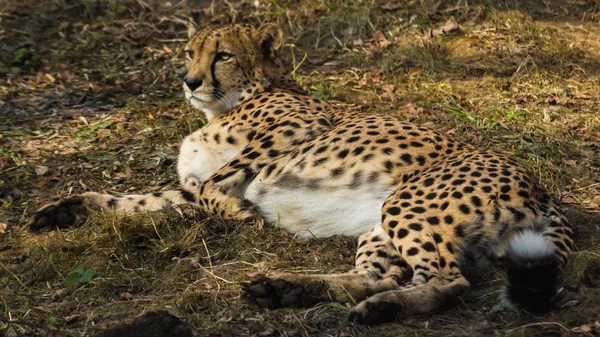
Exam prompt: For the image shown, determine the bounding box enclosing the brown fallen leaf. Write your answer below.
[120,292,134,300]
[0,223,7,234]
[429,19,460,37]
[45,73,56,83]
[381,1,406,11]
[259,327,275,336]
[381,84,395,100]
[103,26,122,36]
[372,31,391,48]
[352,38,364,46]
[563,159,577,166]
[35,165,49,176]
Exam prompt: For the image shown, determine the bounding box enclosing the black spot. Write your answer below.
[424,178,435,187]
[387,207,401,215]
[401,154,413,165]
[377,251,389,258]
[433,233,443,243]
[153,192,163,197]
[410,207,426,214]
[454,225,465,237]
[108,198,118,207]
[407,247,419,256]
[352,147,365,155]
[459,204,470,214]
[397,228,409,238]
[180,189,196,203]
[409,223,423,231]
[246,151,261,159]
[452,179,466,186]
[471,196,482,207]
[426,193,437,200]
[452,191,463,199]
[422,242,436,252]
[399,192,412,199]
[332,168,344,176]
[444,215,454,224]
[445,242,454,254]
[427,217,440,225]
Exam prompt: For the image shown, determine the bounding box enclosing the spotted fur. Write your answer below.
[30,24,575,324]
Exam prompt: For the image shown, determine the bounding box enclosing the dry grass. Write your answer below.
[1,0,600,336]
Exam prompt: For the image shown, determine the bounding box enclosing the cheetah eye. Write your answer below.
[185,50,194,60]
[216,52,233,62]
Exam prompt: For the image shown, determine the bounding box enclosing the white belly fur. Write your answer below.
[245,182,394,238]
[177,130,241,182]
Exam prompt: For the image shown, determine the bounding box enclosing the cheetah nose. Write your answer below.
[184,77,203,91]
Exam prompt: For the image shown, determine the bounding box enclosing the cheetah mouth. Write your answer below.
[187,93,214,104]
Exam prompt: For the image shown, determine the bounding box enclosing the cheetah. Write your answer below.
[29,23,575,324]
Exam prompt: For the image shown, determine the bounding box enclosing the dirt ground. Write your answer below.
[1,0,600,336]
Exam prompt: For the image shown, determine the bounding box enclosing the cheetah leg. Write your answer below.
[29,133,289,231]
[348,201,470,324]
[28,178,264,232]
[244,225,410,308]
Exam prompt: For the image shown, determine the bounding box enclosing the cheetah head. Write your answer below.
[183,23,284,120]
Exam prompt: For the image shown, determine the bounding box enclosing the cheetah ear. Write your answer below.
[253,23,284,60]
[187,21,198,39]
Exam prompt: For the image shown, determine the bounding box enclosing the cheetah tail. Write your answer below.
[502,230,561,313]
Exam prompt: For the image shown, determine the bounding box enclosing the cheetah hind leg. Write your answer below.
[243,226,410,309]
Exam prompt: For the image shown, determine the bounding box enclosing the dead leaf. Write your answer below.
[79,179,88,190]
[580,150,595,157]
[579,325,591,332]
[35,165,49,176]
[372,31,391,48]
[0,223,7,234]
[259,327,275,336]
[44,73,56,83]
[34,180,49,188]
[63,314,80,323]
[103,26,122,36]
[381,1,406,11]
[440,19,459,33]
[120,292,134,300]
[162,45,173,53]
[352,39,364,46]
[563,159,577,166]
[381,84,395,100]
[408,67,422,78]
[429,19,460,37]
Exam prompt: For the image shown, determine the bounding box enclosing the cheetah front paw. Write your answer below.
[348,299,398,325]
[28,196,89,232]
[242,274,330,309]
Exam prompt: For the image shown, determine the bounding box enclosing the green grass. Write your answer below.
[1,0,600,336]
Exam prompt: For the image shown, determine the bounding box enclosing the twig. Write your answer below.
[505,321,570,334]
[0,316,54,331]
